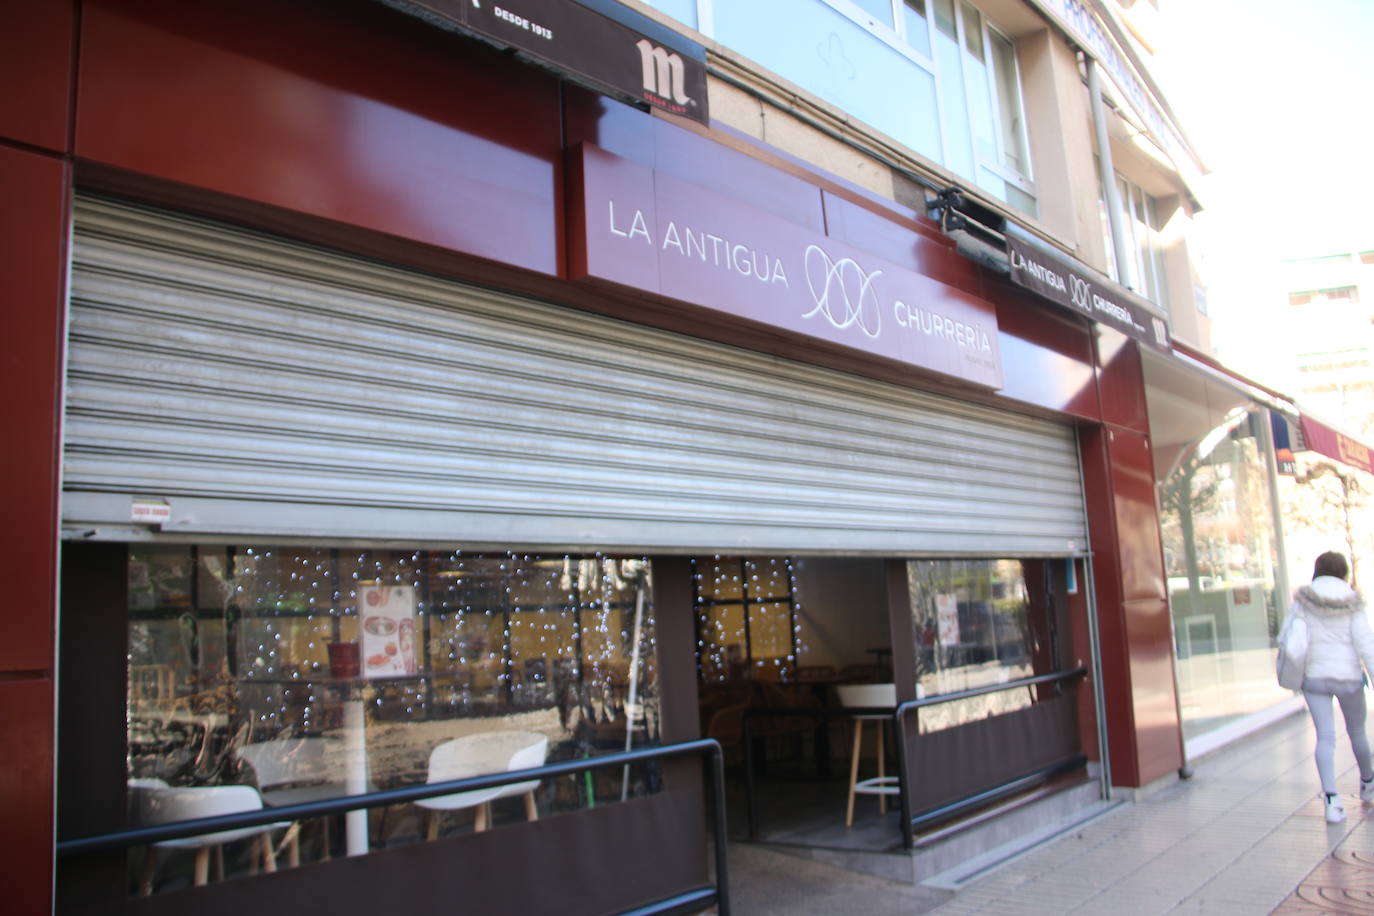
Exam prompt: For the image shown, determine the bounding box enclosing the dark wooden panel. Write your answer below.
[653,557,702,746]
[0,0,74,151]
[0,143,67,673]
[76,0,562,275]
[904,695,1080,815]
[55,542,130,914]
[60,788,710,916]
[57,543,130,842]
[886,559,917,705]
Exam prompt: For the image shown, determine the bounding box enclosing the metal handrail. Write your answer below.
[59,739,730,915]
[739,666,1089,849]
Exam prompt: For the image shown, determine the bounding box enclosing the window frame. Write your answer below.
[680,0,1036,211]
[1099,168,1171,312]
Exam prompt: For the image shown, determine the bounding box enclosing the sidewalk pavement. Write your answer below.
[730,705,1374,914]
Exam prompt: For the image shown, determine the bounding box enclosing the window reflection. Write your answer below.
[1159,408,1288,741]
[908,558,1064,733]
[126,547,659,882]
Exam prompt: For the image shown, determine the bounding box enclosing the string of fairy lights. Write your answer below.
[137,547,657,743]
[692,556,807,681]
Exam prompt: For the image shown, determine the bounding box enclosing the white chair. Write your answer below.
[835,683,899,828]
[235,737,350,863]
[416,731,548,839]
[132,784,291,894]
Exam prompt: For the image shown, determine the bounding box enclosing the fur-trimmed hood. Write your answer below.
[1293,576,1363,618]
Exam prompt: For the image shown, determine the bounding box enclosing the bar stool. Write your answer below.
[835,683,898,828]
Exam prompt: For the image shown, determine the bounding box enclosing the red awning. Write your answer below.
[1297,415,1374,474]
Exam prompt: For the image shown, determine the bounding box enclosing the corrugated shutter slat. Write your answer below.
[63,197,1088,555]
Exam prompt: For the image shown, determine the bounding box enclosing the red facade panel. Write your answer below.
[1095,326,1151,434]
[1080,420,1182,788]
[1079,424,1138,785]
[76,0,563,276]
[992,282,1099,421]
[0,0,74,152]
[821,191,980,290]
[0,145,67,674]
[0,678,56,915]
[1123,595,1184,784]
[1110,428,1168,602]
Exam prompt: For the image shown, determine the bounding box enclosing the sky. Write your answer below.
[1152,0,1374,382]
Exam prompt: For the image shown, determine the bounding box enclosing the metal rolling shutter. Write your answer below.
[63,196,1088,555]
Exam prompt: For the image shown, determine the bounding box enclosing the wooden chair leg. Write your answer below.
[139,848,158,897]
[524,791,538,822]
[474,803,490,833]
[215,845,227,880]
[261,833,278,873]
[876,720,887,816]
[845,718,863,828]
[426,810,440,842]
[321,817,332,861]
[280,823,301,868]
[193,847,211,887]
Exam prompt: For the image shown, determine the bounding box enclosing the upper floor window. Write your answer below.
[910,0,1035,215]
[657,0,1037,216]
[1289,286,1360,307]
[1099,171,1170,311]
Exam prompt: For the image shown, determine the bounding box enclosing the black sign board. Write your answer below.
[384,0,709,123]
[1005,235,1170,351]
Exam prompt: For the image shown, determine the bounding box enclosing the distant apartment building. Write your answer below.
[1282,249,1374,439]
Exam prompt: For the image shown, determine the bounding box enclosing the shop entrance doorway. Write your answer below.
[693,555,1095,863]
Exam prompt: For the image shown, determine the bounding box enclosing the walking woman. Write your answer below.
[1290,551,1374,822]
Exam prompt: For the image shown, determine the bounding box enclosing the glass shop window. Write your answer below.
[694,556,801,682]
[126,546,659,883]
[908,558,1067,733]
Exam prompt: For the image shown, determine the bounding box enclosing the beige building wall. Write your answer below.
[627,0,1210,349]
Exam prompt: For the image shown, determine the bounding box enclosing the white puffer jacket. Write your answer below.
[1287,576,1374,690]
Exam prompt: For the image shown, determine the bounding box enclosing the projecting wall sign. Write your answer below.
[569,144,1003,389]
[1005,235,1170,351]
[385,0,708,122]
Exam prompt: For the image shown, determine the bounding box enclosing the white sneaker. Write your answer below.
[1326,793,1347,823]
[1361,777,1374,802]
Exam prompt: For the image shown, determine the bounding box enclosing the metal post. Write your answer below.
[1258,408,1293,609]
[1082,558,1113,799]
[1086,54,1134,291]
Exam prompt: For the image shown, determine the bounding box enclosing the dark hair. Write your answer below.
[1314,551,1350,581]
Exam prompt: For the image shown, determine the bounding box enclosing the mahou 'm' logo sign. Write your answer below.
[635,38,691,106]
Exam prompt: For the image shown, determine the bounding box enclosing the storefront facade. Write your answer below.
[4,1,1188,911]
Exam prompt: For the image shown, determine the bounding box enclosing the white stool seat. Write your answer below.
[836,683,898,827]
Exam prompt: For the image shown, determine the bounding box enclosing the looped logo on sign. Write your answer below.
[1069,274,1092,311]
[802,245,882,338]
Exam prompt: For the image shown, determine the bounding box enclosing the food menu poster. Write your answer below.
[935,593,961,647]
[359,584,417,679]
